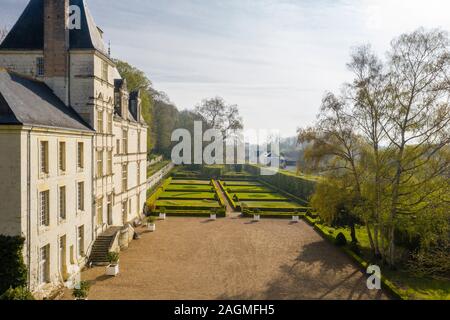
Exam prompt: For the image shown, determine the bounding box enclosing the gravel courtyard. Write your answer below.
[65,217,387,300]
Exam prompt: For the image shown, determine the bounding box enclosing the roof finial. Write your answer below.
[108,41,111,56]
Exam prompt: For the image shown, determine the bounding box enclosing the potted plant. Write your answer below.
[253,209,261,222]
[147,216,156,232]
[159,207,166,220]
[72,281,90,300]
[210,209,217,220]
[105,252,120,276]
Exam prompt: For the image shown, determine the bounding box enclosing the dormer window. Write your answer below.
[102,60,108,81]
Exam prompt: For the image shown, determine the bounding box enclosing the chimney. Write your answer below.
[43,0,70,105]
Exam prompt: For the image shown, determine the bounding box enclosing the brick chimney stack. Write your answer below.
[43,0,70,105]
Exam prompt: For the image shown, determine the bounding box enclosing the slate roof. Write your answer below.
[0,69,93,132]
[0,0,107,54]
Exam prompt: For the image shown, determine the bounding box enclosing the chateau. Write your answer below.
[0,0,148,296]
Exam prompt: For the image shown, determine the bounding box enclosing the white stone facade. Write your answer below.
[0,3,148,297]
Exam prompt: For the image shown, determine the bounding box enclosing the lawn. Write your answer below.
[222,181,262,186]
[165,184,214,192]
[226,186,273,193]
[307,219,450,300]
[170,179,211,185]
[241,201,305,211]
[158,191,216,200]
[233,193,288,201]
[156,199,221,209]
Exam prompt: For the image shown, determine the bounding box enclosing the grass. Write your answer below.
[241,201,305,210]
[308,220,450,300]
[156,199,221,209]
[223,181,262,186]
[233,193,288,201]
[165,184,214,192]
[171,179,211,185]
[147,160,171,178]
[159,191,216,200]
[226,186,273,193]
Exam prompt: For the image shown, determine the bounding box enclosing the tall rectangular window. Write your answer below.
[102,60,108,81]
[138,132,141,153]
[122,130,128,154]
[96,151,103,177]
[97,197,103,226]
[59,186,66,220]
[107,194,112,225]
[39,245,50,284]
[77,182,84,211]
[97,110,103,133]
[107,151,112,175]
[116,139,120,155]
[39,190,50,226]
[36,57,44,76]
[59,141,66,172]
[122,164,127,192]
[78,226,85,257]
[137,161,141,185]
[40,141,49,174]
[77,142,84,170]
[107,113,113,134]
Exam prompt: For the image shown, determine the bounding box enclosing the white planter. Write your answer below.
[253,214,261,221]
[148,223,156,232]
[210,214,217,220]
[292,216,300,222]
[106,264,120,276]
[159,213,166,220]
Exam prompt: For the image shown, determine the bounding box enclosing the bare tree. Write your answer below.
[195,97,243,140]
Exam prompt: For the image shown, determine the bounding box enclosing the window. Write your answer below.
[59,236,66,276]
[97,110,103,133]
[78,226,85,257]
[107,151,112,175]
[137,132,141,153]
[77,182,84,211]
[129,199,132,215]
[107,113,113,134]
[40,141,49,174]
[96,151,103,177]
[137,161,141,185]
[97,197,103,226]
[122,201,128,223]
[122,164,127,192]
[59,142,66,172]
[59,186,66,220]
[102,60,108,81]
[122,130,128,154]
[77,142,84,170]
[107,194,113,225]
[39,245,50,284]
[116,139,120,155]
[39,190,50,226]
[36,57,44,76]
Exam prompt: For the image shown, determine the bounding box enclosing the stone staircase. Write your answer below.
[89,227,121,266]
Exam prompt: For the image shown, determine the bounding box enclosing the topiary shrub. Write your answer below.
[0,286,34,300]
[335,232,347,247]
[0,236,28,295]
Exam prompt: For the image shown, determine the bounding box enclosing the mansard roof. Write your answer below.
[0,0,107,54]
[0,69,93,132]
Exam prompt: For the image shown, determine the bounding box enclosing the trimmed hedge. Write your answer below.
[0,236,28,296]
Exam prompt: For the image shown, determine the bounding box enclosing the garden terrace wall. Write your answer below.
[244,164,317,202]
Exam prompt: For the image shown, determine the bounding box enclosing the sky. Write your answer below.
[2,0,450,137]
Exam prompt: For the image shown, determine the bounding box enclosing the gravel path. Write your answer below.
[63,217,388,300]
